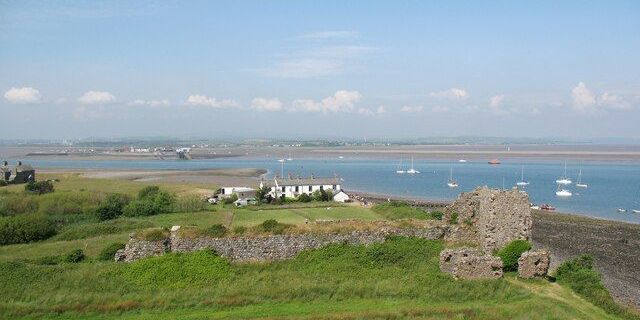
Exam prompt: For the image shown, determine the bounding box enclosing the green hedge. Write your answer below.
[0,214,56,245]
[496,240,531,271]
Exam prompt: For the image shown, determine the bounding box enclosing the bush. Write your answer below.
[205,224,228,238]
[0,194,39,216]
[257,219,289,235]
[222,194,238,205]
[138,186,160,199]
[24,181,54,195]
[138,228,169,241]
[37,192,103,217]
[496,240,532,272]
[99,242,126,261]
[233,226,246,235]
[172,194,208,212]
[297,193,312,203]
[556,255,637,318]
[0,180,7,187]
[448,212,458,224]
[312,189,330,202]
[426,211,443,220]
[63,249,85,263]
[123,200,160,217]
[0,214,56,245]
[96,193,130,220]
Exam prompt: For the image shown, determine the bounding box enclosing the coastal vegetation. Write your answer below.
[0,173,637,319]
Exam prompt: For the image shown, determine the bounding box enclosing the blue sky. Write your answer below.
[1,0,639,140]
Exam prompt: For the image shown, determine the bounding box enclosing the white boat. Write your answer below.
[458,159,467,163]
[277,158,285,163]
[618,208,627,213]
[516,166,530,186]
[556,161,572,185]
[447,168,458,188]
[286,151,293,161]
[556,189,572,197]
[396,158,405,174]
[632,210,640,214]
[576,168,588,188]
[406,156,420,174]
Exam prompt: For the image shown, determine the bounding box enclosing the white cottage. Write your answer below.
[260,176,342,199]
[332,191,350,203]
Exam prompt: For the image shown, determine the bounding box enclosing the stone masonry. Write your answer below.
[518,250,550,279]
[444,186,532,253]
[452,255,504,280]
[439,247,481,274]
[118,225,446,263]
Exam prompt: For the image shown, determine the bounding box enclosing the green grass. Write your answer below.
[372,201,435,220]
[0,237,627,319]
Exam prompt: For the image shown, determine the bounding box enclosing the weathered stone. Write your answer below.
[444,186,532,252]
[452,255,504,280]
[114,249,126,262]
[439,247,481,274]
[518,250,550,279]
[117,225,446,263]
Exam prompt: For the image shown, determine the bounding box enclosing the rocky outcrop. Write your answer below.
[444,186,532,252]
[452,255,504,280]
[439,247,481,274]
[518,250,550,279]
[118,225,446,263]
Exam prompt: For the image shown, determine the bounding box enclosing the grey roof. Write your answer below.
[268,177,341,187]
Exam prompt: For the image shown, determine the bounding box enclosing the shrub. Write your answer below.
[255,186,271,204]
[426,211,443,220]
[0,180,7,187]
[38,192,103,217]
[138,228,169,241]
[257,219,289,235]
[63,249,85,263]
[0,214,56,245]
[138,186,160,199]
[233,226,247,235]
[312,189,330,202]
[556,255,637,318]
[123,200,160,217]
[222,194,238,205]
[448,212,458,224]
[205,224,228,238]
[172,194,208,212]
[297,193,312,203]
[96,193,130,220]
[496,239,532,272]
[24,181,55,195]
[0,194,39,216]
[99,242,126,261]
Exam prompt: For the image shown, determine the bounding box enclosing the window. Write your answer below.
[295,186,299,192]
[320,185,324,191]
[308,186,312,192]
[332,185,336,190]
[281,186,285,192]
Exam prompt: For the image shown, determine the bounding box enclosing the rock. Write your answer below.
[439,247,481,274]
[114,249,126,262]
[452,255,504,280]
[170,225,181,232]
[444,186,532,252]
[518,250,550,279]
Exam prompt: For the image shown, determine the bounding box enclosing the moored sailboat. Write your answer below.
[516,166,529,186]
[576,168,588,188]
[447,167,458,188]
[556,161,572,185]
[406,156,420,174]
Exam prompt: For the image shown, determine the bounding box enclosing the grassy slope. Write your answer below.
[0,174,634,319]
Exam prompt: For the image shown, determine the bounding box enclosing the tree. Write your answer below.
[96,193,130,220]
[24,181,54,195]
[255,186,272,204]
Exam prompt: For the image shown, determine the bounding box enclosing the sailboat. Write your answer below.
[576,168,588,188]
[555,184,572,197]
[447,167,458,188]
[286,151,293,161]
[406,157,420,174]
[396,158,405,174]
[556,161,572,185]
[516,166,529,186]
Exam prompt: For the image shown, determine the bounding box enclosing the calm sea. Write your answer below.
[19,157,640,224]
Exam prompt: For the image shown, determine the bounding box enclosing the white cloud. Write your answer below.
[571,82,596,112]
[4,87,42,104]
[78,91,116,105]
[299,31,360,40]
[251,97,283,112]
[570,82,631,113]
[489,95,505,108]
[185,94,237,108]
[357,105,385,117]
[431,105,449,113]
[430,88,468,100]
[129,99,170,107]
[291,90,362,113]
[400,106,423,113]
[376,105,386,114]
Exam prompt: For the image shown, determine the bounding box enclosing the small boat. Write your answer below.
[488,159,501,165]
[458,159,467,163]
[540,204,556,211]
[447,168,458,188]
[576,168,587,188]
[277,158,285,163]
[406,156,420,174]
[516,166,530,186]
[617,208,627,213]
[556,161,572,185]
[530,205,540,210]
[286,151,293,161]
[556,189,572,197]
[632,210,640,214]
[396,158,405,174]
[338,156,344,159]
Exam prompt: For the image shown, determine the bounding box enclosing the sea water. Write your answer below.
[19,157,640,224]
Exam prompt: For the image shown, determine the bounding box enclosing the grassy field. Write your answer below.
[0,173,637,319]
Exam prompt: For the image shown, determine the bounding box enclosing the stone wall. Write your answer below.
[118,225,446,263]
[444,186,532,252]
[518,250,550,279]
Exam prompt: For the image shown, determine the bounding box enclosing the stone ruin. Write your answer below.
[439,247,503,280]
[518,250,550,279]
[443,186,532,253]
